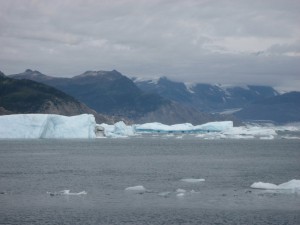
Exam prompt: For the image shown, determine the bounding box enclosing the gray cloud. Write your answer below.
[0,0,299,90]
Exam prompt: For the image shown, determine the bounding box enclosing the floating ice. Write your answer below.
[101,121,135,137]
[260,135,274,140]
[195,124,278,140]
[176,193,185,197]
[125,185,147,193]
[158,191,172,197]
[251,179,300,191]
[176,188,187,193]
[3,114,295,139]
[47,190,87,196]
[134,121,233,134]
[0,114,96,139]
[180,178,205,183]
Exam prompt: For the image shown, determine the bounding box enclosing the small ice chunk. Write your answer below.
[47,190,87,196]
[176,188,186,193]
[125,185,146,193]
[60,190,87,195]
[176,193,185,197]
[180,178,205,183]
[260,135,274,140]
[158,191,171,197]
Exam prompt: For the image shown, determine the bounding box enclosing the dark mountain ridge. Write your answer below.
[133,77,279,113]
[11,70,168,118]
[10,69,239,125]
[0,72,114,123]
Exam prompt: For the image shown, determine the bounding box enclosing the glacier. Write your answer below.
[0,114,96,139]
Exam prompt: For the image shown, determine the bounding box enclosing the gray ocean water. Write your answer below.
[0,137,300,225]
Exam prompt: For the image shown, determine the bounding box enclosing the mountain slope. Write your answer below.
[234,92,300,123]
[0,72,113,123]
[136,102,239,125]
[11,70,169,119]
[133,77,279,113]
[10,70,239,124]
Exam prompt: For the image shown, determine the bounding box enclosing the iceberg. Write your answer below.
[134,121,233,134]
[196,124,278,139]
[101,121,135,137]
[251,179,300,192]
[0,114,96,139]
[125,185,147,194]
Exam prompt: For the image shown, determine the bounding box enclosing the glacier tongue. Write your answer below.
[0,114,96,139]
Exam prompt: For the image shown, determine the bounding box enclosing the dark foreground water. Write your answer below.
[0,138,300,225]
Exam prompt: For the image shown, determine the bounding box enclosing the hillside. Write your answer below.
[133,77,279,113]
[234,92,300,123]
[0,72,113,123]
[11,70,169,119]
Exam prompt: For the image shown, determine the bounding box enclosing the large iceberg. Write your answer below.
[98,121,298,139]
[0,114,96,139]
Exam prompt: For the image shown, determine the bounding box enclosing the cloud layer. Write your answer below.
[0,0,299,90]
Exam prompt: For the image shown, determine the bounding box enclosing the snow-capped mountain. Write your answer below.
[133,76,279,113]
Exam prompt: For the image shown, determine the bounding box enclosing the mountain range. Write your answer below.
[3,69,300,124]
[8,70,236,125]
[133,76,279,113]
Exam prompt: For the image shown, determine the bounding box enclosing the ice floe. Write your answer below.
[47,190,87,196]
[251,179,300,193]
[176,189,186,197]
[180,178,205,183]
[158,191,172,197]
[125,185,147,194]
[101,121,135,137]
[176,188,187,193]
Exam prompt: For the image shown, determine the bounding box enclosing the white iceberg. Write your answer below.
[125,185,147,194]
[0,114,96,139]
[251,179,300,192]
[180,178,205,183]
[134,121,233,134]
[101,121,135,137]
[196,124,278,139]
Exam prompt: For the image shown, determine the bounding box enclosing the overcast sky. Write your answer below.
[0,0,299,90]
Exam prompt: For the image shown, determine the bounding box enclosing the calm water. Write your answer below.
[0,137,300,225]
